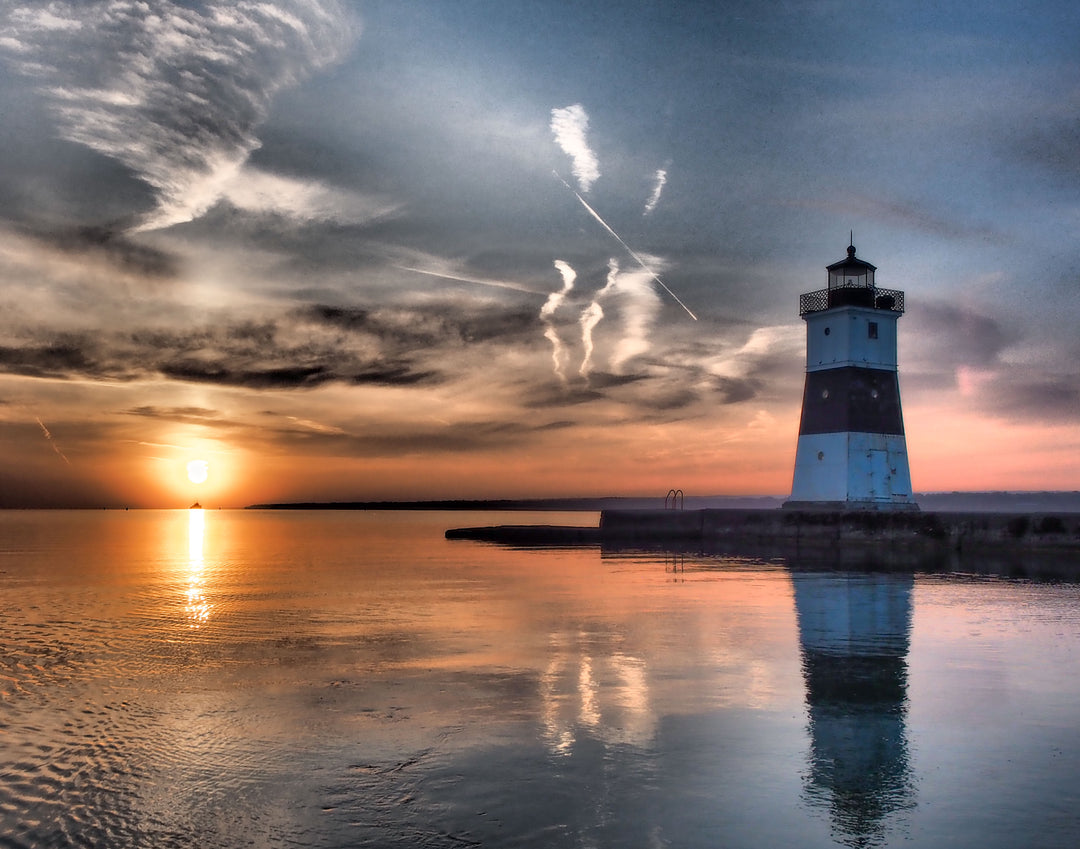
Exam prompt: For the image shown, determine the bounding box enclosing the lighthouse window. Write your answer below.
[823,327,830,336]
[868,321,879,339]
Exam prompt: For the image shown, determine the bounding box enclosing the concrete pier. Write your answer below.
[600,508,1079,553]
[447,508,1080,573]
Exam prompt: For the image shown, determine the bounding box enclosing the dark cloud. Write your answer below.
[0,337,117,380]
[1007,118,1080,184]
[27,224,179,278]
[980,372,1080,423]
[715,376,762,405]
[158,361,334,390]
[0,294,545,390]
[904,301,1080,422]
[123,405,254,430]
[626,365,759,413]
[304,303,538,346]
[521,363,763,418]
[907,300,1014,370]
[347,362,438,386]
[126,405,223,422]
[305,305,444,348]
[1001,378,1080,419]
[634,386,702,412]
[0,315,441,389]
[523,385,606,410]
[261,417,560,457]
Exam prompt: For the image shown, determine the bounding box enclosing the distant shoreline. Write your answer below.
[244,497,694,512]
[247,492,1080,513]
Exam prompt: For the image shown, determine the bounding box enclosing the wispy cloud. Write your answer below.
[541,260,576,385]
[643,167,668,215]
[0,0,354,231]
[221,167,400,226]
[608,260,663,372]
[550,103,600,193]
[579,259,618,381]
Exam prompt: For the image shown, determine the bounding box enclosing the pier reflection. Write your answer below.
[790,566,915,846]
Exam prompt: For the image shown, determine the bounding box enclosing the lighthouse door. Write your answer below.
[868,449,891,501]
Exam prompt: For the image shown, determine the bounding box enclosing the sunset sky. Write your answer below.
[1,0,1079,507]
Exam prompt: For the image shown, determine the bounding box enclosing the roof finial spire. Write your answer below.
[847,230,856,258]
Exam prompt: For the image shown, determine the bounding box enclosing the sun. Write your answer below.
[187,459,209,485]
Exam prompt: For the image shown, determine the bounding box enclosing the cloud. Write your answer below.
[908,300,1014,371]
[714,376,761,405]
[1005,113,1080,187]
[220,166,401,226]
[541,260,576,385]
[158,361,336,389]
[126,405,228,423]
[305,302,538,346]
[987,374,1080,422]
[0,0,354,231]
[902,300,1080,422]
[0,226,184,332]
[550,104,600,193]
[0,293,550,391]
[643,168,667,215]
[260,417,565,457]
[579,259,619,381]
[608,260,663,372]
[33,224,179,278]
[0,337,103,379]
[0,313,438,388]
[703,325,802,380]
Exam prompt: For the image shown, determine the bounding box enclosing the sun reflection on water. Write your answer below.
[185,509,211,627]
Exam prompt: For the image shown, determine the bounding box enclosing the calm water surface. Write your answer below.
[2,509,1080,848]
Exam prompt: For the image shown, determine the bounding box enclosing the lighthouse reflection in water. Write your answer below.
[792,569,914,845]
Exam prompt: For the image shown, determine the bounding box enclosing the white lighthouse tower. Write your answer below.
[785,242,917,511]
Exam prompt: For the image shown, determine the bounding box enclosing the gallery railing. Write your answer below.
[799,285,905,316]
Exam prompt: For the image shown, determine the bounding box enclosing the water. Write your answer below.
[2,509,1080,848]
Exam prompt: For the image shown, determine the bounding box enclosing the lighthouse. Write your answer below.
[785,242,917,511]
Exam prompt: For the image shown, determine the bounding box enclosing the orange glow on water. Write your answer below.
[185,508,211,627]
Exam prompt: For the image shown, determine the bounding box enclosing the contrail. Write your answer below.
[553,171,697,320]
[396,265,542,295]
[36,417,71,465]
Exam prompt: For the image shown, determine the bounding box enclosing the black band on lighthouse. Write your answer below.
[798,367,905,436]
